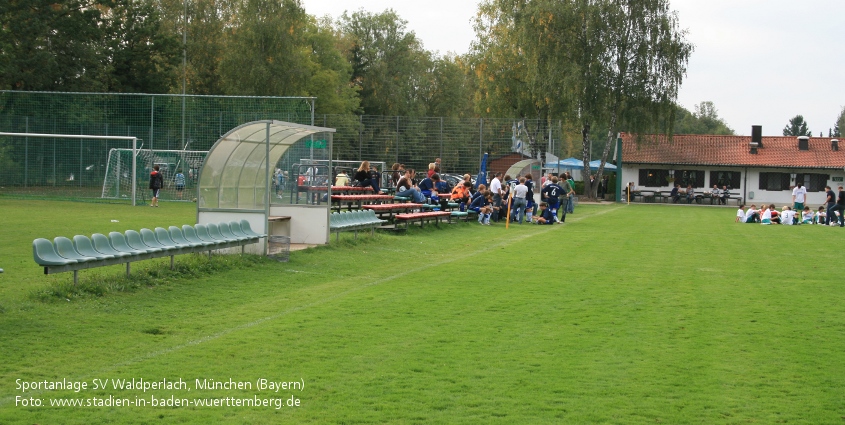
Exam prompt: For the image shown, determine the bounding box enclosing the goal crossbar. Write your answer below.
[0,132,140,205]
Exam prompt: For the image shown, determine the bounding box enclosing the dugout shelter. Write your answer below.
[197,120,335,253]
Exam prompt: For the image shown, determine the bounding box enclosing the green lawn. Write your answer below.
[1,199,843,424]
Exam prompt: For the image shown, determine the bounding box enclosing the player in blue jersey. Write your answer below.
[533,202,556,224]
[541,176,564,223]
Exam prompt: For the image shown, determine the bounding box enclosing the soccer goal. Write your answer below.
[101,149,207,203]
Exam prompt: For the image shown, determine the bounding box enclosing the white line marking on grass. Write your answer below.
[0,206,622,406]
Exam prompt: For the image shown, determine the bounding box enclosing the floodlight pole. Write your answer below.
[0,133,140,205]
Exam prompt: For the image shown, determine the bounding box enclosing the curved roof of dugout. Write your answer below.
[198,120,334,210]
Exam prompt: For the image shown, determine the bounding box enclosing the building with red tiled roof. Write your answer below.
[620,133,844,207]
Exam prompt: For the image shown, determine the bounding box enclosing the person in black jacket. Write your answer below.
[149,165,164,207]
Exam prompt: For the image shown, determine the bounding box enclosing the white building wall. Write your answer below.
[620,165,845,207]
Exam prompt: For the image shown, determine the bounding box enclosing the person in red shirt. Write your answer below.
[149,165,164,207]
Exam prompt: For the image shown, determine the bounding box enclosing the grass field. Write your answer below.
[1,199,844,424]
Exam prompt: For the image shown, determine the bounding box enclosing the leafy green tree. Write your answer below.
[102,0,181,93]
[338,9,432,116]
[674,101,734,135]
[834,106,844,137]
[0,0,107,91]
[470,0,692,198]
[783,115,811,136]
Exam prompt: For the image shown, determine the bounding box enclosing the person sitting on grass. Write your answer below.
[769,204,781,224]
[781,206,796,225]
[736,204,746,223]
[802,206,814,224]
[815,206,827,224]
[760,205,772,224]
[533,202,555,225]
[541,176,563,223]
[744,204,760,223]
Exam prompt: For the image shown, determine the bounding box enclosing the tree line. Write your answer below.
[5,0,809,196]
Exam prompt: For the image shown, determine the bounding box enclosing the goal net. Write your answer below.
[101,149,207,202]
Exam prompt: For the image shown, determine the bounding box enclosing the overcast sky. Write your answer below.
[301,0,844,136]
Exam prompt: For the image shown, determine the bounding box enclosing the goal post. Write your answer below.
[101,148,208,204]
[0,132,140,205]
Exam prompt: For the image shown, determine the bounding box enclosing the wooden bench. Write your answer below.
[362,203,423,221]
[331,194,396,212]
[329,210,387,241]
[33,220,263,285]
[394,211,453,228]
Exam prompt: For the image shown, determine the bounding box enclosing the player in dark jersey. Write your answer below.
[541,176,564,223]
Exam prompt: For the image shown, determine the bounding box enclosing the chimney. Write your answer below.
[798,136,809,151]
[833,139,840,151]
[752,125,762,148]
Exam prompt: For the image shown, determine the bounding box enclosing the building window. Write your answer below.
[797,173,830,192]
[675,170,704,188]
[639,169,669,187]
[759,172,790,191]
[710,171,741,189]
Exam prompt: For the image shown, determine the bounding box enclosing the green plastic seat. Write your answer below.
[229,221,255,240]
[108,232,147,255]
[33,238,77,266]
[170,226,204,247]
[125,230,162,253]
[159,227,190,248]
[184,225,215,247]
[140,228,173,251]
[72,235,114,260]
[194,224,224,246]
[219,222,246,241]
[206,223,231,242]
[239,220,266,238]
[91,233,132,258]
[54,237,98,262]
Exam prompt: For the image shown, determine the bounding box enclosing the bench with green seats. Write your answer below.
[33,220,263,284]
[329,210,387,241]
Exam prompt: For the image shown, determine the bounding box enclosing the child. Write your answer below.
[781,206,796,225]
[736,204,745,223]
[815,206,826,224]
[744,204,759,223]
[533,202,555,225]
[802,206,814,224]
[469,190,493,225]
[760,205,772,224]
[769,204,781,224]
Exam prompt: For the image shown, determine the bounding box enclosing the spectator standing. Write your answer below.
[175,169,185,200]
[792,182,807,211]
[149,165,164,207]
[825,186,837,225]
[565,172,576,214]
[490,172,504,222]
[829,185,845,227]
[511,177,529,224]
[524,174,535,222]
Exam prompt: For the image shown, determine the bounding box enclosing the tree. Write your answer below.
[338,9,432,116]
[0,0,108,91]
[674,101,734,135]
[783,115,811,136]
[102,0,181,93]
[470,0,691,198]
[834,106,844,137]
